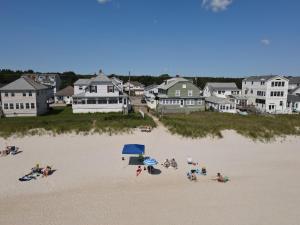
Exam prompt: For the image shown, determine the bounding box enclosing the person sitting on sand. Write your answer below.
[136,166,142,176]
[201,167,207,175]
[191,173,197,181]
[213,173,229,183]
[42,166,52,177]
[163,159,170,168]
[32,164,42,174]
[170,158,178,169]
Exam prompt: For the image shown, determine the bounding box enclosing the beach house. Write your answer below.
[0,76,51,117]
[205,96,237,113]
[203,82,241,98]
[287,95,300,113]
[123,81,145,96]
[55,86,74,105]
[242,75,289,114]
[156,77,205,114]
[72,71,129,114]
[288,77,300,91]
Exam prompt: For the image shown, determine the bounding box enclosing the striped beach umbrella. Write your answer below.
[143,158,158,166]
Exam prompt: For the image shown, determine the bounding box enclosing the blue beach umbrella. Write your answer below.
[143,158,158,166]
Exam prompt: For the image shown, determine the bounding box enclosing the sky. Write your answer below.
[0,0,300,77]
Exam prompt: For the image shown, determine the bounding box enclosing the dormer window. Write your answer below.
[107,86,114,93]
[182,84,186,89]
[90,86,97,93]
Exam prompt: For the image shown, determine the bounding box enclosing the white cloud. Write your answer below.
[202,0,233,12]
[261,39,271,46]
[97,0,111,4]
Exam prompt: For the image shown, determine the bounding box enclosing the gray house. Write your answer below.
[0,76,51,117]
[157,77,205,114]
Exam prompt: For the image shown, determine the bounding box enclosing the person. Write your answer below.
[191,173,197,181]
[170,158,178,169]
[201,167,207,175]
[32,164,41,174]
[163,159,170,168]
[136,166,142,176]
[42,166,52,177]
[213,173,229,183]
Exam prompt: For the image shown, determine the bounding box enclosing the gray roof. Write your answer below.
[227,95,248,100]
[287,94,300,103]
[125,81,144,87]
[74,74,112,86]
[55,86,74,97]
[205,82,239,91]
[158,77,189,90]
[0,76,48,91]
[289,86,300,94]
[74,79,91,86]
[0,83,5,88]
[145,84,158,91]
[205,96,233,104]
[243,75,284,82]
[288,77,300,84]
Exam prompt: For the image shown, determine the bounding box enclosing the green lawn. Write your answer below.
[160,112,300,141]
[0,107,156,137]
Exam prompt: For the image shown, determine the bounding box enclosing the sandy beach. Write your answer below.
[1,126,300,225]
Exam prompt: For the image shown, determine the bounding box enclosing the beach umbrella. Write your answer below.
[143,158,158,166]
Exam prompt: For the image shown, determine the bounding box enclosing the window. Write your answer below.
[87,99,97,104]
[269,105,275,110]
[108,99,118,104]
[250,89,253,94]
[79,86,83,90]
[98,99,107,104]
[218,91,222,94]
[251,81,254,85]
[5,92,8,97]
[9,103,14,109]
[29,91,32,96]
[31,103,35,109]
[271,82,274,87]
[4,103,8,109]
[280,101,283,106]
[11,92,15,97]
[271,92,274,97]
[282,82,285,87]
[23,92,26,97]
[182,84,186,89]
[16,103,19,109]
[90,86,97,93]
[20,103,24,109]
[107,86,114,93]
[197,100,202,105]
[119,98,123,104]
[175,90,180,97]
[26,103,30,109]
[261,81,265,85]
[188,90,193,97]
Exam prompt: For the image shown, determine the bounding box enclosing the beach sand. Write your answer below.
[1,127,300,225]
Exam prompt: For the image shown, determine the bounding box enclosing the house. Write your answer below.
[227,95,248,108]
[123,81,145,96]
[24,73,61,94]
[72,71,129,114]
[0,76,51,117]
[287,95,300,113]
[289,86,300,96]
[156,77,205,114]
[203,82,241,98]
[242,75,289,114]
[288,77,300,91]
[111,77,123,90]
[55,86,74,105]
[205,96,237,113]
[144,84,158,98]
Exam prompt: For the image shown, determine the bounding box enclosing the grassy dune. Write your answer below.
[0,107,156,137]
[160,112,300,141]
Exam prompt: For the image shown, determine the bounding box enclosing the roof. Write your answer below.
[74,79,91,86]
[243,75,287,82]
[0,76,48,91]
[205,82,239,91]
[74,74,112,86]
[227,95,248,100]
[288,77,300,84]
[289,86,300,94]
[0,83,5,88]
[158,77,189,90]
[287,94,300,103]
[55,86,74,97]
[125,81,144,87]
[145,84,158,91]
[205,96,233,104]
[122,144,145,155]
[111,77,123,83]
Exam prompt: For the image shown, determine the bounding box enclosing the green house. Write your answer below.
[157,77,205,114]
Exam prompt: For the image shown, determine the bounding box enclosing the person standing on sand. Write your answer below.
[136,166,142,176]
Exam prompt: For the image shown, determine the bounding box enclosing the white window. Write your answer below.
[31,103,35,109]
[16,103,19,109]
[4,103,8,109]
[197,100,202,105]
[20,103,24,109]
[188,90,193,97]
[175,90,180,97]
[26,103,30,109]
[182,84,186,89]
[9,103,14,109]
[4,92,8,97]
[29,91,32,96]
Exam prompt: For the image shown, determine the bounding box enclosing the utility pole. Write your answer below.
[128,71,131,96]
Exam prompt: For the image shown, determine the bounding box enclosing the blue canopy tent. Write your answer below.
[122,144,145,155]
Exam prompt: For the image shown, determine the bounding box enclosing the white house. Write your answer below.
[72,72,129,114]
[111,77,123,90]
[242,75,289,114]
[55,86,74,105]
[203,82,241,98]
[205,96,237,113]
[288,77,300,91]
[123,81,145,96]
[287,95,300,113]
[0,76,50,117]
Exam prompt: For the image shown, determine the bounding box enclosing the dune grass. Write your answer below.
[0,107,156,138]
[160,112,300,141]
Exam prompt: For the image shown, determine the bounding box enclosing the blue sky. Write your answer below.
[0,0,300,77]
